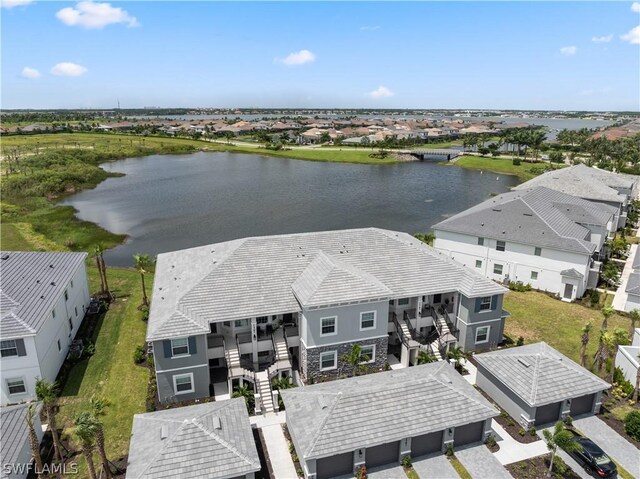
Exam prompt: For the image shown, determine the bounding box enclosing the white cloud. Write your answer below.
[360,25,381,31]
[51,62,88,77]
[368,85,395,99]
[56,1,139,29]
[1,0,32,8]
[276,49,316,66]
[591,34,613,43]
[632,2,640,13]
[21,67,41,79]
[559,45,578,56]
[621,25,640,44]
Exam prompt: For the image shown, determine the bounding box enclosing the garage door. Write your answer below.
[317,452,353,479]
[535,402,562,425]
[570,394,595,417]
[366,441,400,468]
[453,421,484,447]
[411,431,443,457]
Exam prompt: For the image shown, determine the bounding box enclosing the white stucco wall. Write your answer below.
[1,337,40,406]
[615,345,639,385]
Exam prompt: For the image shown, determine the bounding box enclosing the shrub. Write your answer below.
[624,410,640,441]
[356,465,367,479]
[445,443,454,456]
[401,454,412,468]
[507,418,516,427]
[83,341,95,358]
[133,345,145,364]
[512,158,521,166]
[613,367,634,396]
[589,289,600,306]
[485,434,497,448]
[516,336,525,347]
[140,305,150,321]
[563,415,573,427]
[529,427,537,436]
[518,428,526,436]
[554,455,568,476]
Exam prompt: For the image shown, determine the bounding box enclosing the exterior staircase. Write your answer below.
[225,345,241,370]
[421,342,443,362]
[256,370,275,414]
[273,328,289,363]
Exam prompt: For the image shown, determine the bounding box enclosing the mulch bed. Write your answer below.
[486,441,500,453]
[475,387,540,444]
[506,454,581,479]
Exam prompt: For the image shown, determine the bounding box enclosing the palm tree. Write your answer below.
[542,421,583,477]
[341,344,370,377]
[25,404,44,478]
[603,328,629,382]
[417,350,437,364]
[89,397,112,479]
[629,309,640,343]
[593,307,613,375]
[446,346,467,373]
[35,378,62,463]
[133,254,153,308]
[529,129,547,161]
[232,384,255,413]
[74,413,99,479]
[580,323,592,368]
[93,244,109,295]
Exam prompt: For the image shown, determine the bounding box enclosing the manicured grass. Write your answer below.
[451,155,554,181]
[504,291,630,368]
[403,466,420,479]
[57,263,149,475]
[0,223,32,250]
[448,456,472,479]
[411,140,463,150]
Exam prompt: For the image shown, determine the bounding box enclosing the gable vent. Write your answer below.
[160,425,169,440]
[517,358,530,368]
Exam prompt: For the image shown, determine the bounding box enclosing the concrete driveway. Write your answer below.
[365,464,407,479]
[413,453,458,478]
[455,444,512,479]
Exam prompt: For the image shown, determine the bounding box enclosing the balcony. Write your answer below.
[206,334,225,359]
[284,325,299,348]
[236,332,274,355]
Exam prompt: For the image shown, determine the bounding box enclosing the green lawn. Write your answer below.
[57,263,149,475]
[449,456,472,479]
[504,291,630,368]
[452,155,553,181]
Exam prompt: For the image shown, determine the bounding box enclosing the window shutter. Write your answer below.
[474,298,481,313]
[491,296,498,310]
[188,336,197,354]
[16,339,26,357]
[163,340,172,358]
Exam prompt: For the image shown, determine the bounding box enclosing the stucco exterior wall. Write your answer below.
[476,365,536,427]
[154,335,209,403]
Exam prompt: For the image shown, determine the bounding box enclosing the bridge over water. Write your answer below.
[404,149,463,161]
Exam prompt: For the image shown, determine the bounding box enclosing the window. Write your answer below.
[433,294,442,304]
[397,298,410,306]
[320,317,337,336]
[319,351,337,371]
[234,319,249,328]
[68,317,73,332]
[173,373,194,395]
[256,316,269,324]
[64,290,68,301]
[493,264,503,275]
[531,271,539,280]
[475,260,482,269]
[496,240,506,252]
[360,312,376,330]
[534,247,542,257]
[475,326,490,344]
[0,340,18,358]
[389,300,394,306]
[360,344,375,363]
[477,237,484,246]
[7,378,26,395]
[171,338,189,357]
[479,296,492,311]
[57,340,61,351]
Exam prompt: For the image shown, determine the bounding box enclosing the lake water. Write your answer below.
[64,152,520,266]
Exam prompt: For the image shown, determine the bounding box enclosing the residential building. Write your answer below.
[624,251,640,312]
[475,342,610,428]
[282,362,498,479]
[0,402,43,479]
[0,252,90,405]
[433,186,616,300]
[126,398,261,479]
[147,228,507,406]
[615,328,640,386]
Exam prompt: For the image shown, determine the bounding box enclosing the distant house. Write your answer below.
[126,398,261,479]
[0,402,43,479]
[475,342,610,428]
[616,328,640,385]
[433,187,616,300]
[282,362,498,479]
[0,252,90,405]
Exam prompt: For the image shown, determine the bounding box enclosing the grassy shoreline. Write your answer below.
[449,155,546,181]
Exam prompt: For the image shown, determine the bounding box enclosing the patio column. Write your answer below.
[251,317,259,370]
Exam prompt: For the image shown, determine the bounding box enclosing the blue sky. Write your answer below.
[2,1,639,111]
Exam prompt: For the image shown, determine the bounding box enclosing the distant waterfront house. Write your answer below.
[475,342,610,428]
[0,402,43,479]
[147,228,507,407]
[0,252,90,406]
[513,164,638,230]
[126,398,261,479]
[282,362,498,479]
[433,186,616,300]
[616,328,640,385]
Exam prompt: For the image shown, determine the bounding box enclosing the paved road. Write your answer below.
[455,444,513,478]
[413,453,459,478]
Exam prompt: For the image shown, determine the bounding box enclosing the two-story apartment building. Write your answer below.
[0,252,90,405]
[147,228,507,406]
[433,187,616,301]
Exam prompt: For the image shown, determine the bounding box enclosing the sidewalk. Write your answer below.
[260,417,299,479]
[612,243,637,311]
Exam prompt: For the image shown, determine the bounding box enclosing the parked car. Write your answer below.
[565,429,617,478]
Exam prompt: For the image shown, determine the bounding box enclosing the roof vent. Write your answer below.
[492,208,502,212]
[160,425,169,440]
[517,358,530,368]
[49,264,54,268]
[523,213,533,217]
[212,416,221,430]
[50,282,56,286]
[1,254,9,260]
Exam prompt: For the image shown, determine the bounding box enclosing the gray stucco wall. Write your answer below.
[476,365,535,427]
[457,295,505,351]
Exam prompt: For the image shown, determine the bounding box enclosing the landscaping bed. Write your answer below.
[282,424,304,478]
[506,454,581,479]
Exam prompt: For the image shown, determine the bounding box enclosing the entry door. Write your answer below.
[563,283,573,299]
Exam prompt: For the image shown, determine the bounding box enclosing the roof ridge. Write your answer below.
[190,417,259,467]
[433,366,496,415]
[2,310,37,334]
[305,392,343,458]
[528,343,544,404]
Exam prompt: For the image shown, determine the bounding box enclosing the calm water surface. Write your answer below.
[64,152,520,266]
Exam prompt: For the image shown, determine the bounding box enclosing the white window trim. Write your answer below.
[531,271,539,280]
[475,260,482,268]
[173,372,195,395]
[319,350,337,371]
[534,247,542,257]
[171,338,190,358]
[360,344,376,364]
[479,296,492,312]
[475,326,491,344]
[0,340,18,358]
[320,316,338,337]
[6,377,27,396]
[493,264,503,275]
[234,319,250,329]
[496,241,506,252]
[359,311,377,331]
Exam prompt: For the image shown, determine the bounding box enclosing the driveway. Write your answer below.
[455,444,512,478]
[366,464,407,479]
[574,415,639,477]
[413,453,458,478]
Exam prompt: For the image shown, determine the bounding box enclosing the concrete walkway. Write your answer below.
[574,416,640,478]
[612,244,637,312]
[455,444,512,478]
[492,420,548,465]
[260,421,299,479]
[212,381,230,400]
[249,410,287,427]
[387,354,403,370]
[460,358,477,385]
[412,453,459,478]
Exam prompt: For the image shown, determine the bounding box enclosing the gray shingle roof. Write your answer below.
[282,362,498,460]
[1,402,41,478]
[126,399,260,479]
[633,251,640,271]
[474,342,610,408]
[626,272,640,295]
[0,252,87,340]
[433,187,614,254]
[560,268,584,279]
[148,228,506,341]
[513,164,635,205]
